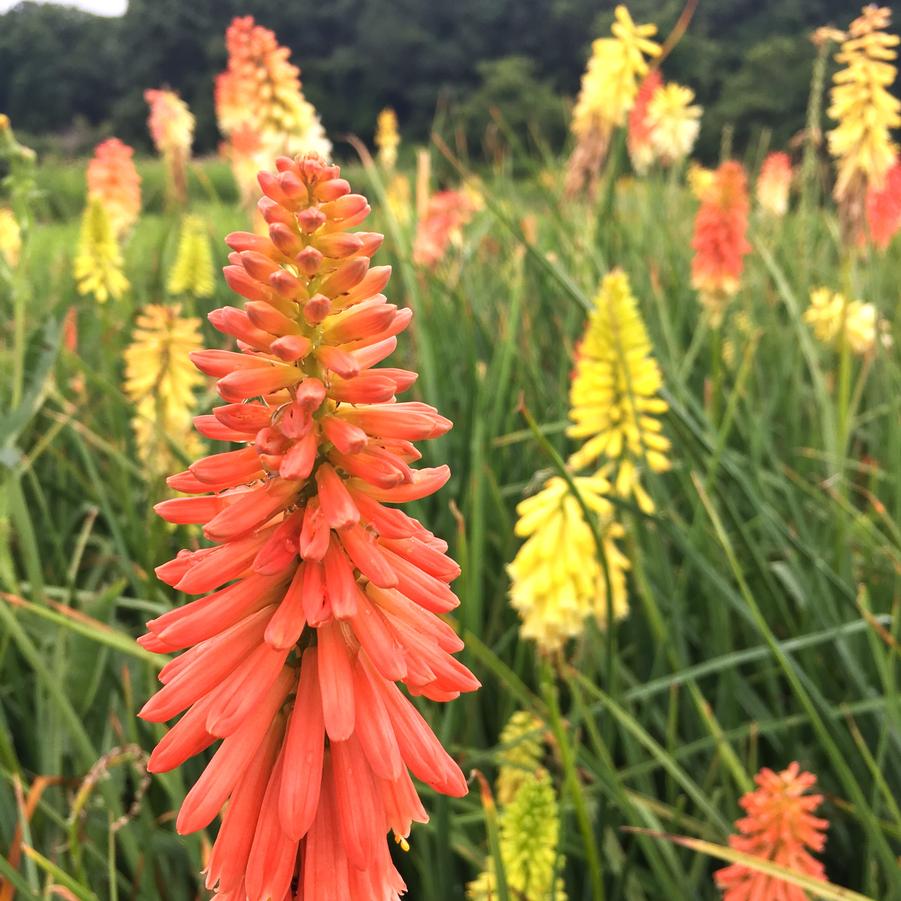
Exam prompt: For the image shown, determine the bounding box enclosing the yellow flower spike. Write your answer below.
[567,269,670,513]
[507,474,629,653]
[73,196,130,303]
[827,5,901,238]
[646,82,702,166]
[496,712,546,807]
[467,771,568,901]
[804,286,891,356]
[385,172,412,225]
[375,107,400,170]
[123,304,204,472]
[687,162,716,200]
[167,215,215,298]
[566,5,660,196]
[0,208,21,268]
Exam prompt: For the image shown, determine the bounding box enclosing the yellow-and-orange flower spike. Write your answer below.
[715,762,828,900]
[86,138,142,239]
[827,5,901,239]
[690,161,751,326]
[145,88,194,206]
[215,15,330,202]
[139,153,477,900]
[755,151,793,217]
[627,70,663,174]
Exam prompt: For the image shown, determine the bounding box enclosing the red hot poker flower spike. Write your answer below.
[140,153,478,901]
[715,762,829,901]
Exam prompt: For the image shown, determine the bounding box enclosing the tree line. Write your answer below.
[0,0,863,162]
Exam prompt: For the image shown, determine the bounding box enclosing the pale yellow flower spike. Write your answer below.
[647,83,702,166]
[567,269,670,514]
[804,286,891,356]
[827,6,901,205]
[168,215,215,298]
[0,208,21,268]
[507,475,629,653]
[124,304,205,472]
[566,5,660,196]
[73,196,130,303]
[375,107,400,170]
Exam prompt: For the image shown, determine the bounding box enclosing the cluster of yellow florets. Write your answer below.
[508,269,668,652]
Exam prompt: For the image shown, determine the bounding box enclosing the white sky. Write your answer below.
[0,0,126,14]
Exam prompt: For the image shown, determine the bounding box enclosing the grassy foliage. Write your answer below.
[0,143,899,901]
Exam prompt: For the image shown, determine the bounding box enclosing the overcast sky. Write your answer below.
[0,0,126,14]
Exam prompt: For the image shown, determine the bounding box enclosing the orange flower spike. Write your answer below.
[690,160,751,326]
[865,155,901,248]
[86,138,141,238]
[628,70,663,174]
[715,762,829,901]
[141,153,477,900]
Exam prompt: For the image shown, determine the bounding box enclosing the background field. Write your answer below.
[1,9,901,898]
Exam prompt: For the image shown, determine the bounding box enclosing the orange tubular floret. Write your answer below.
[140,154,477,900]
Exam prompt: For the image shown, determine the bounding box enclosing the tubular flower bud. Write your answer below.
[507,475,629,652]
[86,138,142,239]
[565,5,660,197]
[715,762,829,901]
[865,155,901,247]
[168,215,215,298]
[0,208,21,268]
[73,196,129,303]
[124,304,204,472]
[495,711,546,808]
[215,16,330,206]
[140,154,476,899]
[756,151,793,217]
[827,5,901,240]
[803,286,891,356]
[567,269,670,514]
[412,189,480,268]
[627,70,663,174]
[375,107,400,170]
[646,82,702,167]
[145,89,194,207]
[690,161,751,326]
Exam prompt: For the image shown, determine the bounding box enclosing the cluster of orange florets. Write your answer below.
[140,154,477,900]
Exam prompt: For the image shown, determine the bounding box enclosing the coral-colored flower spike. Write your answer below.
[413,190,480,268]
[627,70,663,174]
[756,152,792,218]
[140,153,477,900]
[86,138,142,239]
[691,160,751,326]
[865,155,901,248]
[715,762,829,901]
